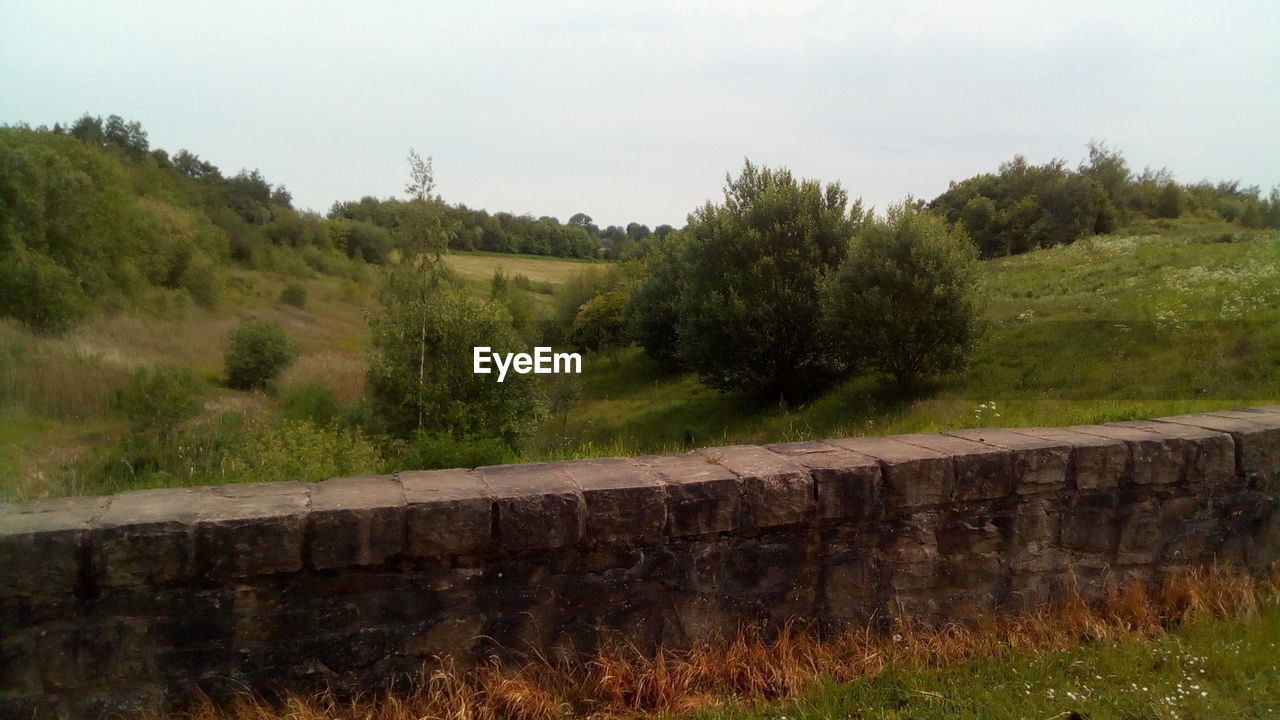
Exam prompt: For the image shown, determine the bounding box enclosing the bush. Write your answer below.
[224,318,296,389]
[279,281,307,308]
[396,431,517,470]
[824,204,983,389]
[220,419,383,483]
[659,160,863,398]
[282,382,340,425]
[570,290,630,352]
[111,366,202,436]
[366,281,546,443]
[0,247,87,333]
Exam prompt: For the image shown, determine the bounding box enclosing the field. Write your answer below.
[536,218,1280,454]
[3,218,1279,500]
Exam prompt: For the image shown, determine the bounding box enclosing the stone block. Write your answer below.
[766,441,883,520]
[0,496,106,598]
[93,487,212,587]
[1009,427,1127,490]
[402,468,493,557]
[478,463,584,552]
[894,432,1014,501]
[193,483,310,578]
[699,445,813,528]
[944,429,1069,495]
[309,475,405,569]
[1160,411,1280,486]
[1108,420,1234,487]
[1066,424,1185,485]
[638,453,740,537]
[558,457,666,546]
[1057,501,1117,555]
[830,436,952,509]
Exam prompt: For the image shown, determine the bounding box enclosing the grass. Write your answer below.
[4,218,1280,499]
[154,568,1280,720]
[444,250,603,286]
[537,219,1280,455]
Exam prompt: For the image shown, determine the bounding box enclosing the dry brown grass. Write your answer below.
[160,566,1277,720]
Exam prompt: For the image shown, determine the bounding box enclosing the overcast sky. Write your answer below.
[2,0,1277,228]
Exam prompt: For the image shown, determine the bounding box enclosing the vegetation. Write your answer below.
[632,160,864,398]
[224,319,296,390]
[2,117,1278,501]
[824,203,983,389]
[151,569,1279,720]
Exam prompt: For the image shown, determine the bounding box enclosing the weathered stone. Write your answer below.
[894,432,1015,501]
[0,496,106,598]
[93,487,213,587]
[882,514,940,592]
[1115,499,1164,565]
[401,468,492,557]
[477,463,584,552]
[1057,500,1117,554]
[559,457,666,546]
[1108,421,1234,487]
[1066,424,1185,485]
[944,429,1069,495]
[830,436,952,509]
[193,483,309,578]
[766,441,882,520]
[700,445,813,528]
[638,453,740,537]
[1009,427,1127,490]
[309,475,405,569]
[1159,411,1280,486]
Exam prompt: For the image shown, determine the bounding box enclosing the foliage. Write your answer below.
[625,237,686,367]
[281,382,340,425]
[658,160,864,398]
[0,246,87,333]
[393,431,517,471]
[366,278,547,444]
[279,281,307,309]
[219,419,382,484]
[224,319,297,389]
[569,290,630,353]
[824,204,984,389]
[110,366,202,437]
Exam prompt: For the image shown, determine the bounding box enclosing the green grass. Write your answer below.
[537,219,1280,455]
[689,606,1280,720]
[443,249,602,285]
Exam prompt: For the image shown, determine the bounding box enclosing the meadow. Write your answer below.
[2,217,1279,501]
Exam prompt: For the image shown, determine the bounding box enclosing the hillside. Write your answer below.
[534,218,1280,453]
[3,216,1277,501]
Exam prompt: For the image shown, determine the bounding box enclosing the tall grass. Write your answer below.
[158,567,1277,720]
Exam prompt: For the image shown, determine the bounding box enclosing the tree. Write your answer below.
[365,284,547,443]
[570,290,630,353]
[824,204,983,390]
[663,160,863,398]
[224,319,296,389]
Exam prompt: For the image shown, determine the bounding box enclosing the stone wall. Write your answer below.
[3,408,1280,718]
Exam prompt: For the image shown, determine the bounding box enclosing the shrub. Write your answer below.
[570,290,630,352]
[0,247,87,333]
[662,160,863,398]
[396,431,517,470]
[224,318,296,389]
[366,282,546,443]
[280,281,307,308]
[220,419,383,483]
[282,382,339,425]
[824,204,983,390]
[111,366,202,436]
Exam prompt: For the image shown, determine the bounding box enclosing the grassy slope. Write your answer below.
[539,219,1280,454]
[691,607,1280,720]
[3,218,1278,498]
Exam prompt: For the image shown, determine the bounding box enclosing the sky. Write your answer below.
[2,0,1277,228]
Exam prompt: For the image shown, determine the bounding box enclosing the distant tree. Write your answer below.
[1156,182,1186,219]
[824,204,982,390]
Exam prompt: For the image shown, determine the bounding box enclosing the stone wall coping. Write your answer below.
[3,407,1279,591]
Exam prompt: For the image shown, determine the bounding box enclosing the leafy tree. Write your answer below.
[224,319,297,389]
[112,366,201,441]
[824,204,983,390]
[625,237,685,367]
[0,246,87,333]
[570,290,630,353]
[669,160,863,398]
[366,283,547,443]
